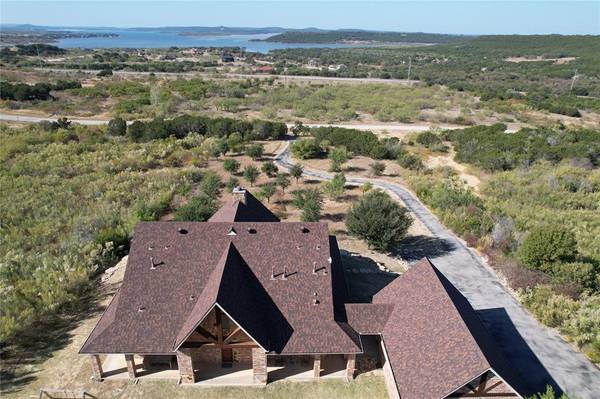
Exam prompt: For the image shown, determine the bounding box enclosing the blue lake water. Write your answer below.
[55,29,364,53]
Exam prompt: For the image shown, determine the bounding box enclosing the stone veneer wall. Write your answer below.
[252,348,267,384]
[176,349,195,384]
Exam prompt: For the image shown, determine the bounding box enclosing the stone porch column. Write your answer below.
[252,348,267,384]
[345,354,356,381]
[125,354,137,379]
[313,354,321,378]
[176,349,196,384]
[90,354,103,380]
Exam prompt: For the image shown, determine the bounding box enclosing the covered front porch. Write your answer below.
[89,351,356,385]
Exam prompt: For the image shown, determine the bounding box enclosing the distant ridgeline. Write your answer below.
[260,30,468,44]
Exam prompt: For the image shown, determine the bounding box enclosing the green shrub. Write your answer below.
[548,262,598,292]
[174,195,217,221]
[397,151,424,171]
[518,225,577,268]
[291,138,322,159]
[136,193,172,221]
[223,158,240,174]
[261,160,279,177]
[521,285,579,328]
[245,144,264,160]
[346,190,413,251]
[107,117,127,136]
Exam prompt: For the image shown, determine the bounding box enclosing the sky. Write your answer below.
[0,1,598,35]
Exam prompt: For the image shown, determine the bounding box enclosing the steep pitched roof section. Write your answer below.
[174,242,288,351]
[208,188,280,223]
[374,258,522,399]
[344,303,394,335]
[80,221,360,355]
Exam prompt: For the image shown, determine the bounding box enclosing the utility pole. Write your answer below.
[570,69,579,92]
[406,56,412,83]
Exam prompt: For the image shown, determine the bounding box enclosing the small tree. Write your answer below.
[346,190,413,251]
[362,181,374,194]
[324,173,346,200]
[260,183,277,203]
[223,159,240,174]
[518,225,577,268]
[290,164,304,183]
[291,121,308,137]
[261,161,279,177]
[275,173,290,193]
[107,117,127,136]
[292,189,323,222]
[370,161,386,176]
[227,132,243,153]
[243,165,260,186]
[245,144,264,160]
[174,195,216,221]
[201,170,222,199]
[328,146,350,172]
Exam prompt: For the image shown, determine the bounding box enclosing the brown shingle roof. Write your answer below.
[80,221,360,355]
[373,258,521,399]
[344,303,394,334]
[208,189,280,223]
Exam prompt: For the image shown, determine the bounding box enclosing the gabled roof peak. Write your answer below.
[208,189,280,223]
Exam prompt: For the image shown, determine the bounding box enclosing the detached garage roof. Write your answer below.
[372,258,522,399]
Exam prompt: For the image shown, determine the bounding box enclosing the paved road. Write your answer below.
[0,113,467,133]
[34,67,419,85]
[274,143,600,398]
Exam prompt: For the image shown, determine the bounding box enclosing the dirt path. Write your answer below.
[0,112,478,133]
[274,141,600,399]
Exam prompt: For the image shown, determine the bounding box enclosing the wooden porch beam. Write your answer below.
[224,326,242,343]
[216,307,223,345]
[195,326,217,342]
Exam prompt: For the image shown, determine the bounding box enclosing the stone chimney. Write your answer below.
[232,187,247,204]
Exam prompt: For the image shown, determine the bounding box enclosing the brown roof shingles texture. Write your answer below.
[208,191,280,223]
[80,221,360,355]
[373,258,521,399]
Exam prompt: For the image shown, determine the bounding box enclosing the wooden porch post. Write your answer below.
[124,354,137,379]
[90,355,103,380]
[313,355,322,378]
[345,354,356,381]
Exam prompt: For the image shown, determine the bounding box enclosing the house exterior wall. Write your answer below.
[194,345,221,364]
[380,340,401,399]
[233,347,252,364]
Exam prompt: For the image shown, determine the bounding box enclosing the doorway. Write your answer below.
[222,348,233,368]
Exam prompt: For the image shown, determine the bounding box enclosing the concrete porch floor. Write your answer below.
[268,355,347,382]
[100,354,347,385]
[101,354,180,380]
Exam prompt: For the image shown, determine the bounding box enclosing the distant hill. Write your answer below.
[260,30,470,44]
